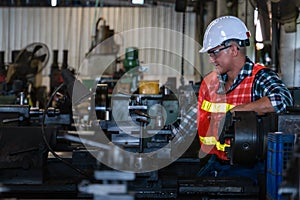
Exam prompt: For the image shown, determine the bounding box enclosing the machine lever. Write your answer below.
[134,110,153,119]
[9,147,39,156]
[136,117,149,153]
[2,116,24,124]
[136,118,149,124]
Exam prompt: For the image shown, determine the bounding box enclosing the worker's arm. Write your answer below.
[231,69,293,115]
[230,96,275,115]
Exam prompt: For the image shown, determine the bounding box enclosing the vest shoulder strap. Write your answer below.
[253,63,267,75]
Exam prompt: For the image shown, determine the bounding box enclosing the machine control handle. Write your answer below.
[136,118,149,124]
[134,110,153,119]
[2,116,24,124]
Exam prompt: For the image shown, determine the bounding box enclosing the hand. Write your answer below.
[218,111,233,144]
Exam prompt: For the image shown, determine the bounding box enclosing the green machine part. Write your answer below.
[123,47,139,71]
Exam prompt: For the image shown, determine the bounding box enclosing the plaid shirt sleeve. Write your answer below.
[253,69,293,113]
[171,103,198,142]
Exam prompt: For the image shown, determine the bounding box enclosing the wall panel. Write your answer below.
[0,6,198,90]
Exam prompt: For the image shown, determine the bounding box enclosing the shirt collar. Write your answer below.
[220,56,254,92]
[241,56,254,76]
[220,56,254,82]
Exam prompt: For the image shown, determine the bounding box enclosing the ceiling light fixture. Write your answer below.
[132,0,144,5]
[51,0,57,7]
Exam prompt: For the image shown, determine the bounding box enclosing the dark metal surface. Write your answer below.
[0,126,56,184]
[178,177,259,198]
[231,111,259,166]
[220,111,278,166]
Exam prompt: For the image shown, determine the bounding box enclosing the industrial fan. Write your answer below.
[7,42,50,85]
[5,42,50,107]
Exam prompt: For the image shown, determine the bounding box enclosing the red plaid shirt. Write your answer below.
[198,64,265,160]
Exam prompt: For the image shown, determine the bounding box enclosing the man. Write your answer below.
[195,16,293,177]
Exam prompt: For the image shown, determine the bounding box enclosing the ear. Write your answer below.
[232,45,240,56]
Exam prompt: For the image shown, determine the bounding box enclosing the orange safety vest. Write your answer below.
[198,64,266,160]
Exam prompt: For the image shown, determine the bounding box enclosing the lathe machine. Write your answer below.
[0,71,299,200]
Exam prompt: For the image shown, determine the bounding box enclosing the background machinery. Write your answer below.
[0,55,299,199]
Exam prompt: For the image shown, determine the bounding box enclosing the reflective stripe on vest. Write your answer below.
[200,100,234,151]
[199,136,230,151]
[201,100,235,113]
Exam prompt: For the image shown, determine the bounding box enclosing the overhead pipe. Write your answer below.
[271,2,280,72]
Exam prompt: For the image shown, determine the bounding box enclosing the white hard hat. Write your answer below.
[199,16,251,53]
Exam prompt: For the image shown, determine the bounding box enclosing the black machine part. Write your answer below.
[230,111,265,166]
[220,111,276,166]
[0,126,57,184]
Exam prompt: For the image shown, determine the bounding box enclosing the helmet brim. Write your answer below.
[199,46,211,53]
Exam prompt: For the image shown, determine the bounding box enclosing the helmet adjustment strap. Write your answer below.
[221,39,250,47]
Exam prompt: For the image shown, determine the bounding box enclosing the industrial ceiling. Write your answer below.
[0,0,197,7]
